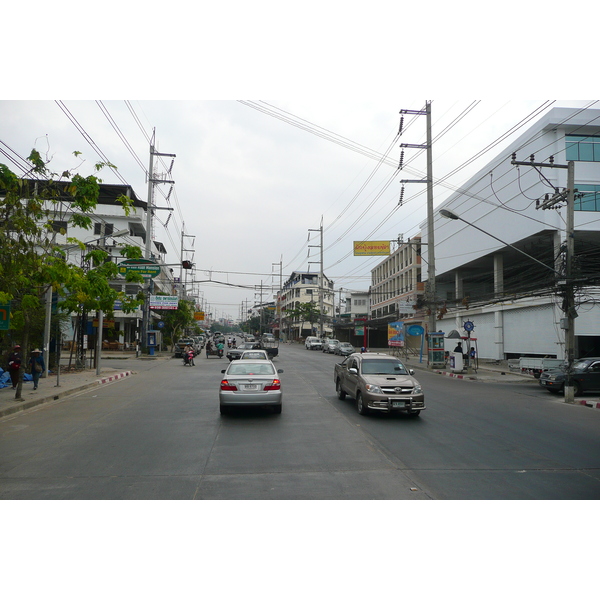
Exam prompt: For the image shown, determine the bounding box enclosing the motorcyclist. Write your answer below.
[216,340,225,358]
[183,344,195,366]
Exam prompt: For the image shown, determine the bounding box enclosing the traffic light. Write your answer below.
[182,260,193,269]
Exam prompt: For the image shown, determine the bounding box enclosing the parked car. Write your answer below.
[305,336,323,350]
[323,339,340,354]
[335,342,355,356]
[174,337,198,357]
[539,357,600,395]
[219,360,284,415]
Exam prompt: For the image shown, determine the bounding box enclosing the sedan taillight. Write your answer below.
[264,379,281,391]
[220,380,238,391]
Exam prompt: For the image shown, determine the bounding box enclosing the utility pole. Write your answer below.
[511,154,576,403]
[180,224,195,298]
[142,129,176,352]
[400,101,437,364]
[308,218,324,337]
[273,257,283,338]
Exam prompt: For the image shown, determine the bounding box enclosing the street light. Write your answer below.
[439,210,560,276]
[439,208,575,402]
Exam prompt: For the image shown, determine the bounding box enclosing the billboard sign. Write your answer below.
[388,321,405,347]
[353,241,390,256]
[118,259,161,278]
[149,295,179,310]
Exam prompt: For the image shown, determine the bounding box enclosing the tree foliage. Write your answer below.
[0,150,144,397]
[283,301,321,331]
[153,297,196,348]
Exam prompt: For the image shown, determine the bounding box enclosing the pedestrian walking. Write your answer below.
[7,344,22,389]
[29,349,45,390]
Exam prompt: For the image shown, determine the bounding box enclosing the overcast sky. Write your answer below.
[1,3,596,322]
[1,99,597,320]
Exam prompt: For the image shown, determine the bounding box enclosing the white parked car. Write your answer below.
[305,337,323,350]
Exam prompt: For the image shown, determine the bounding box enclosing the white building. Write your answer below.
[279,271,335,339]
[420,107,600,360]
[43,181,175,349]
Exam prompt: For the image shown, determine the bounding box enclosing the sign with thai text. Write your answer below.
[149,295,179,310]
[353,241,390,256]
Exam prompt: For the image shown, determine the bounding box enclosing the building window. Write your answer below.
[51,220,68,234]
[575,184,600,212]
[566,135,600,162]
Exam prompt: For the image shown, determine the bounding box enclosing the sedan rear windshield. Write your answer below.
[361,360,408,375]
[228,363,275,376]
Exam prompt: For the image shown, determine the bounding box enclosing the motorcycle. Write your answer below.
[183,349,195,366]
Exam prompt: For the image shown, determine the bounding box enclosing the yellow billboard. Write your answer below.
[353,241,390,256]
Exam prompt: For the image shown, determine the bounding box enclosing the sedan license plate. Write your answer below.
[243,384,259,390]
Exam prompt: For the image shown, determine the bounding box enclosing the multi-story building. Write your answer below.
[420,106,600,360]
[41,180,174,349]
[369,236,424,321]
[332,291,370,345]
[279,271,334,339]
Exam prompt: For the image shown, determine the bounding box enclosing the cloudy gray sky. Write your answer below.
[1,99,596,320]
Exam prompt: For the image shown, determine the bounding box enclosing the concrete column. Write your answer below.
[494,309,504,360]
[494,253,504,296]
[455,271,464,301]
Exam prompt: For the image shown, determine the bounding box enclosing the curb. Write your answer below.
[99,371,133,384]
[0,370,134,419]
[576,399,600,409]
[434,370,477,380]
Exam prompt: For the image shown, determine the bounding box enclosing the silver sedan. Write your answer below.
[219,360,283,415]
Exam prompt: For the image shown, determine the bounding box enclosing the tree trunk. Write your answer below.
[15,314,31,400]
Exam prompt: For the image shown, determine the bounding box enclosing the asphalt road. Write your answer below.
[1,342,599,500]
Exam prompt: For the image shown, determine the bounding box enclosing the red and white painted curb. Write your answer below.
[434,370,476,380]
[98,371,133,385]
[576,399,600,409]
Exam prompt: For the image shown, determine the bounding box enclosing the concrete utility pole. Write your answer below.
[308,218,325,337]
[400,101,436,361]
[511,154,577,403]
[142,129,176,352]
[273,258,283,337]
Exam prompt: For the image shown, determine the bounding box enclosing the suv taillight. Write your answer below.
[264,379,281,391]
[220,380,238,391]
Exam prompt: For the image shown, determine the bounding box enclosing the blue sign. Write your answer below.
[407,325,424,336]
[157,321,165,329]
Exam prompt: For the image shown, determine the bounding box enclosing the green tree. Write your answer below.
[0,151,144,399]
[153,297,196,350]
[283,301,321,337]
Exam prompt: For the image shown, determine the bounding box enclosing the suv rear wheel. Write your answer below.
[336,380,346,400]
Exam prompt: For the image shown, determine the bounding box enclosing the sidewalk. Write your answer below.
[0,350,171,419]
[366,347,532,383]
